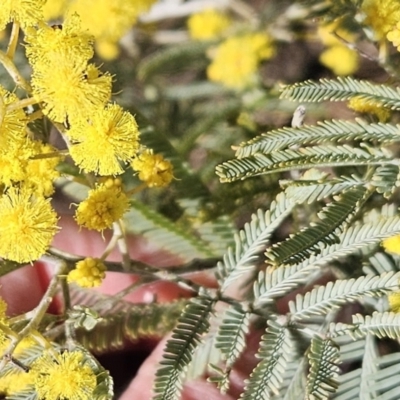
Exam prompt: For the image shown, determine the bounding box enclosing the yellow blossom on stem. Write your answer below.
[68,257,106,288]
[0,144,32,187]
[0,0,46,30]
[317,19,357,47]
[0,187,58,263]
[361,0,400,40]
[68,0,157,59]
[387,21,400,51]
[75,178,129,231]
[68,103,140,175]
[131,149,174,188]
[207,32,275,88]
[187,8,231,41]
[31,61,112,123]
[25,14,94,69]
[319,45,359,76]
[389,291,400,312]
[348,96,391,122]
[30,350,97,400]
[382,234,400,254]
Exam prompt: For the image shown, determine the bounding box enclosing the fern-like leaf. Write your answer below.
[152,294,215,400]
[307,336,340,399]
[240,319,293,400]
[216,144,391,183]
[265,186,368,266]
[290,272,400,321]
[280,77,400,109]
[331,312,400,339]
[234,120,400,158]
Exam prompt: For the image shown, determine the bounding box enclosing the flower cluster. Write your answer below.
[348,96,391,122]
[187,8,231,41]
[68,257,107,288]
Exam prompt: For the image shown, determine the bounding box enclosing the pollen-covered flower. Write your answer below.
[348,96,391,122]
[131,149,174,187]
[382,234,400,254]
[31,61,111,123]
[25,142,61,197]
[0,0,46,30]
[75,178,129,231]
[68,257,106,288]
[387,22,400,51]
[187,8,231,40]
[68,0,157,59]
[319,45,359,76]
[30,350,96,400]
[361,0,400,40]
[68,103,140,175]
[0,187,58,263]
[207,32,275,88]
[25,14,94,69]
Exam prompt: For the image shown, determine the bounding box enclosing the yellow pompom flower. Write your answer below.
[68,0,157,59]
[75,178,130,231]
[389,291,400,312]
[387,22,400,51]
[131,149,174,188]
[25,14,94,69]
[31,61,112,123]
[30,350,97,400]
[187,8,231,41]
[68,257,106,288]
[0,187,58,263]
[0,0,46,30]
[361,0,400,40]
[317,20,357,47]
[382,234,400,254]
[348,96,391,122]
[319,45,359,76]
[68,103,140,176]
[207,32,275,88]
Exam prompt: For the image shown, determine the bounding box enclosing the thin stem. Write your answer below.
[0,50,31,93]
[126,182,147,196]
[6,22,20,60]
[6,96,38,112]
[27,109,44,122]
[29,150,68,160]
[114,220,131,271]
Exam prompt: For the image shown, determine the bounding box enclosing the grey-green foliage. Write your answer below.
[152,76,400,400]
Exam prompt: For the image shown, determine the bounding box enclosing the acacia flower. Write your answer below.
[187,8,231,41]
[68,257,106,288]
[0,0,46,30]
[361,0,400,40]
[25,14,94,69]
[0,187,58,263]
[75,178,130,231]
[382,234,400,254]
[131,149,174,187]
[67,103,140,175]
[207,32,275,88]
[348,96,391,122]
[31,61,112,123]
[319,45,359,76]
[387,22,400,51]
[389,292,400,312]
[30,350,97,400]
[68,0,157,59]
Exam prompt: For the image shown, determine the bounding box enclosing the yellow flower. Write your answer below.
[68,257,106,288]
[25,142,61,197]
[348,96,391,122]
[0,187,58,263]
[68,103,140,176]
[75,178,129,231]
[389,291,400,312]
[187,8,231,41]
[43,0,68,21]
[207,32,275,88]
[387,21,400,51]
[131,149,174,188]
[31,350,97,400]
[68,0,157,59]
[319,45,359,76]
[317,19,357,46]
[31,61,112,123]
[0,145,32,187]
[0,0,46,30]
[361,0,400,40]
[25,14,94,69]
[382,234,400,254]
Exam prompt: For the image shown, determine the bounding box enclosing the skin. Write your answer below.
[0,215,255,399]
